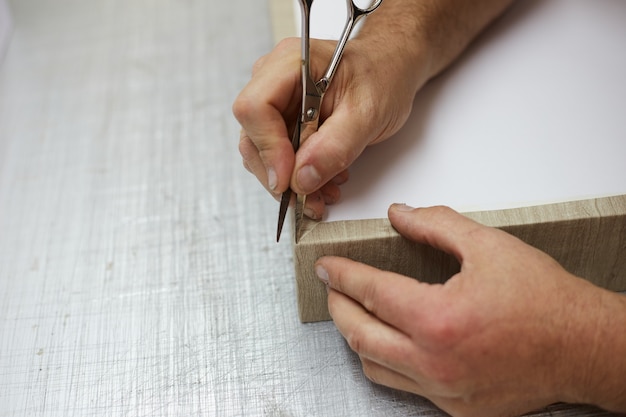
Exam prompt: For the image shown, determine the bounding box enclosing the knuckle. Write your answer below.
[360,281,382,315]
[231,94,256,124]
[424,362,463,393]
[257,147,276,162]
[420,311,462,349]
[345,322,369,354]
[324,140,358,174]
[251,54,267,75]
[274,37,300,54]
[463,223,494,251]
[238,135,257,162]
[428,205,455,219]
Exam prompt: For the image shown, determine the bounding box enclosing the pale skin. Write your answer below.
[233,0,626,415]
[234,0,515,218]
[317,204,626,416]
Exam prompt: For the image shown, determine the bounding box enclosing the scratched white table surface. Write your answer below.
[0,1,616,416]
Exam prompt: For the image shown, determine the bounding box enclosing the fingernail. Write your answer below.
[297,165,321,193]
[267,167,278,191]
[315,264,329,284]
[392,203,415,212]
[304,207,319,220]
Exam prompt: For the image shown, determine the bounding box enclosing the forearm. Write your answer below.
[355,0,514,89]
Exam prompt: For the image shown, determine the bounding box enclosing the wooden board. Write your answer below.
[270,0,626,322]
[294,195,626,322]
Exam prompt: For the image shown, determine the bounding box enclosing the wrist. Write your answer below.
[354,2,432,94]
[558,279,626,412]
[356,0,514,83]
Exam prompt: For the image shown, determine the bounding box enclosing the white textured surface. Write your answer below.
[301,0,626,223]
[0,0,616,416]
[0,0,12,61]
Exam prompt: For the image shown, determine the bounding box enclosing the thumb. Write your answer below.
[291,106,377,195]
[388,204,483,262]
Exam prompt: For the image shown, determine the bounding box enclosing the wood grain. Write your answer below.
[295,195,626,322]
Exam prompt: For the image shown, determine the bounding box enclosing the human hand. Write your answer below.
[232,38,423,219]
[315,204,625,416]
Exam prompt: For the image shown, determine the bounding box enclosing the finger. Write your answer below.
[233,97,295,194]
[316,256,434,330]
[360,357,425,396]
[320,181,340,205]
[331,169,349,185]
[239,131,280,198]
[387,204,484,262]
[291,105,376,195]
[238,131,264,178]
[302,180,342,220]
[251,53,268,76]
[327,287,416,376]
[303,191,325,220]
[232,40,302,194]
[300,171,345,219]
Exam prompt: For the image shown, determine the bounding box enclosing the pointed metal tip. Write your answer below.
[276,188,292,243]
[276,223,283,243]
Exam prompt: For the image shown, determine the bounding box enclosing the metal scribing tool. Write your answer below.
[276,0,383,243]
